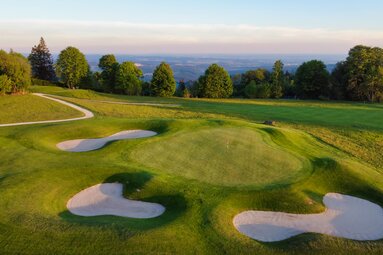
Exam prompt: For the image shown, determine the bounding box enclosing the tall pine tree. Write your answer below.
[28,37,56,81]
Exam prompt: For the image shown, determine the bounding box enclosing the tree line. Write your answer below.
[1,37,382,102]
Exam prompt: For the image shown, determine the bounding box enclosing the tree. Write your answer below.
[151,62,176,97]
[231,73,242,96]
[0,50,31,94]
[295,60,330,99]
[198,64,233,98]
[115,61,143,95]
[270,60,284,98]
[175,80,187,97]
[241,69,269,85]
[244,81,271,99]
[98,54,119,92]
[244,80,257,98]
[330,61,348,100]
[55,47,89,89]
[347,45,383,102]
[28,37,56,81]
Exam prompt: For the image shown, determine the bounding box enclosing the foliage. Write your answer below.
[28,37,56,81]
[0,74,12,94]
[183,87,191,98]
[330,61,348,100]
[175,80,186,97]
[346,45,383,102]
[98,54,119,92]
[151,62,176,97]
[0,49,31,94]
[270,60,284,98]
[295,60,330,99]
[198,64,233,98]
[244,81,272,99]
[55,47,89,89]
[31,78,57,86]
[115,62,143,95]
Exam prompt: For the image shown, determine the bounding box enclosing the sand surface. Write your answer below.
[233,193,383,242]
[0,93,94,127]
[67,183,165,218]
[57,130,157,152]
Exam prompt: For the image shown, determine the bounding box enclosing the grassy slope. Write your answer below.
[0,94,83,124]
[0,86,382,254]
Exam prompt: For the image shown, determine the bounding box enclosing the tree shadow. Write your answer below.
[59,171,187,231]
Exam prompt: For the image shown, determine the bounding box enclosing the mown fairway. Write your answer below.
[1,86,383,254]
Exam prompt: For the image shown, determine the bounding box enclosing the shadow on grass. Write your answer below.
[307,157,383,206]
[59,171,187,231]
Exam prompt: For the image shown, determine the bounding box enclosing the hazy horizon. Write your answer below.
[2,0,383,55]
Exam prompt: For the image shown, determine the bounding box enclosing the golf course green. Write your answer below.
[1,86,383,254]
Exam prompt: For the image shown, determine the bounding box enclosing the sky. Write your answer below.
[1,0,383,54]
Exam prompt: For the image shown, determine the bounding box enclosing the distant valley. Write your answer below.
[83,54,346,81]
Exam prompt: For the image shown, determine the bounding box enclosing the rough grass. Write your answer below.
[0,86,383,254]
[0,94,83,124]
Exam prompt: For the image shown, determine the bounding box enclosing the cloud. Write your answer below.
[1,19,383,54]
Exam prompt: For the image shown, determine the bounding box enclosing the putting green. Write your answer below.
[131,126,307,186]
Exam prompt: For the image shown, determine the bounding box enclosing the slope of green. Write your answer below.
[131,124,308,187]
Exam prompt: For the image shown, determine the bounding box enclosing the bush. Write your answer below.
[31,78,57,86]
[0,75,12,95]
[0,50,31,94]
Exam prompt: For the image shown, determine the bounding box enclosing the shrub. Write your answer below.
[0,50,31,94]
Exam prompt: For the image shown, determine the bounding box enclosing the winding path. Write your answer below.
[0,93,94,127]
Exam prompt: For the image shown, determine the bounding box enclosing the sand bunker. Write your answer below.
[67,183,165,218]
[57,130,157,152]
[233,193,383,242]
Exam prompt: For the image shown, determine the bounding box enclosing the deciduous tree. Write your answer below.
[198,64,233,98]
[151,62,176,97]
[295,60,330,99]
[55,47,89,89]
[115,61,143,95]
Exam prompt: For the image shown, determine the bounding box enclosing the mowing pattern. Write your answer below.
[131,127,306,186]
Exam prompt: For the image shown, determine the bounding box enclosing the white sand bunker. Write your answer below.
[67,183,165,218]
[57,130,157,152]
[233,193,383,242]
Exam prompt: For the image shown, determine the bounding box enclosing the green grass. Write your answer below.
[0,94,83,124]
[0,86,383,254]
[131,123,308,187]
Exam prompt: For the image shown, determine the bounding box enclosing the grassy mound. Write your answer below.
[132,125,307,187]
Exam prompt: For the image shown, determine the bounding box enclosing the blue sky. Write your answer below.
[1,0,383,54]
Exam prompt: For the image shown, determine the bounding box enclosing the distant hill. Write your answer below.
[57,54,346,82]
